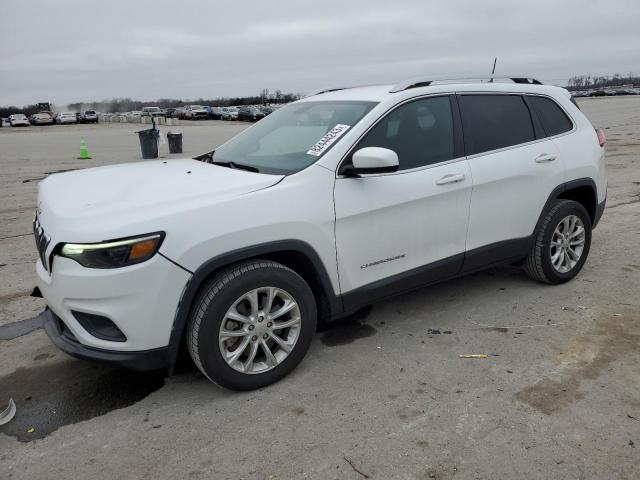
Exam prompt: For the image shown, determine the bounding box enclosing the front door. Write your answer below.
[334,95,472,310]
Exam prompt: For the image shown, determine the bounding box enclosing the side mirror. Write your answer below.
[344,147,399,176]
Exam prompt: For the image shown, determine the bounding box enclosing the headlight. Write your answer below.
[59,233,164,268]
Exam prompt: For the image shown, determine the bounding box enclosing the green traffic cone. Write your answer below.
[78,138,91,159]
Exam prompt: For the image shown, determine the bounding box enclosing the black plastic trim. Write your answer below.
[72,310,127,342]
[343,164,399,176]
[450,94,466,158]
[167,240,342,367]
[462,237,531,274]
[341,253,463,314]
[522,95,547,139]
[43,308,170,371]
[593,198,606,229]
[545,178,598,221]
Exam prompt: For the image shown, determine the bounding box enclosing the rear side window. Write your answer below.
[528,96,573,137]
[458,94,534,155]
[354,96,455,170]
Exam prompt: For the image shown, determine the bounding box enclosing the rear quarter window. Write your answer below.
[458,94,535,155]
[527,96,573,137]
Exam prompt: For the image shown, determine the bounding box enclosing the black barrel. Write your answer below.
[137,129,159,159]
[167,131,183,154]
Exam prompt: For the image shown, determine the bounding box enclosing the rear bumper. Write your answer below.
[43,308,171,371]
[593,197,606,229]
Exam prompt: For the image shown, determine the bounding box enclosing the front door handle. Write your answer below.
[535,153,557,163]
[436,173,466,185]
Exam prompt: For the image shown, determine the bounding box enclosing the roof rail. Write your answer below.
[305,87,354,98]
[389,75,543,93]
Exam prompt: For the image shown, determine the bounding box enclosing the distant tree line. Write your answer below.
[566,73,639,90]
[0,89,302,116]
[0,104,40,118]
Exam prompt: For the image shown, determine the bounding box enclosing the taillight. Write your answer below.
[596,129,606,147]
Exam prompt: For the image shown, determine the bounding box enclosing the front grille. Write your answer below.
[33,214,51,271]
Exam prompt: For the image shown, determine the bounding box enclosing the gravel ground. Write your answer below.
[0,98,639,480]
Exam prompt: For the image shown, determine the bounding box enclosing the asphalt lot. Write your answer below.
[1,98,639,479]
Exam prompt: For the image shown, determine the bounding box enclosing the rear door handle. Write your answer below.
[535,153,557,163]
[436,173,466,185]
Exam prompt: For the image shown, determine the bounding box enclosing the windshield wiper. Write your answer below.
[211,160,260,173]
[193,150,215,162]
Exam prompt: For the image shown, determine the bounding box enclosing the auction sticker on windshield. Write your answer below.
[306,124,351,156]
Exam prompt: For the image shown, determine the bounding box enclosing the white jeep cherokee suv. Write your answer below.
[34,75,607,390]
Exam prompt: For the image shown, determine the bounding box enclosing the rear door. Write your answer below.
[458,93,564,269]
[334,95,472,308]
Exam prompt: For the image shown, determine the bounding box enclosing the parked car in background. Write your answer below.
[184,105,209,120]
[9,114,30,127]
[221,106,239,120]
[209,107,224,120]
[29,112,55,125]
[79,110,99,124]
[174,107,187,119]
[164,108,178,118]
[590,90,606,97]
[142,106,165,118]
[56,112,78,124]
[238,105,266,122]
[259,105,274,116]
[571,91,588,98]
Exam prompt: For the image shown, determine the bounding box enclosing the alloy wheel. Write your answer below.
[218,287,302,374]
[550,214,586,273]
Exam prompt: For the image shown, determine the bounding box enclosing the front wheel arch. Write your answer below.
[167,241,342,370]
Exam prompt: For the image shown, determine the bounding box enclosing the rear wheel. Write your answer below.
[525,199,592,284]
[186,260,317,390]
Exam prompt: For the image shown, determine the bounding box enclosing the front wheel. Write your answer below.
[187,260,317,390]
[525,199,592,284]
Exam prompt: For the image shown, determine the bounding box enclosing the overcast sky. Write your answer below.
[1,0,639,106]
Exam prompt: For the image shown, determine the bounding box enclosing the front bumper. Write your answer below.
[37,253,191,353]
[43,308,170,370]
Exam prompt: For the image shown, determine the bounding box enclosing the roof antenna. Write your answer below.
[489,57,497,82]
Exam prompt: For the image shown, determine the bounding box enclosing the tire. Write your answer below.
[524,199,592,284]
[186,260,317,390]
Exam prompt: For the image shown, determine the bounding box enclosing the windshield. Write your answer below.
[212,100,376,174]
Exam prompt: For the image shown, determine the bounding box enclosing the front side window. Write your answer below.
[212,101,376,174]
[353,96,455,171]
[527,96,573,137]
[458,94,535,155]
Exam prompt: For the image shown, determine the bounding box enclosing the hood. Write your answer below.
[37,158,283,243]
